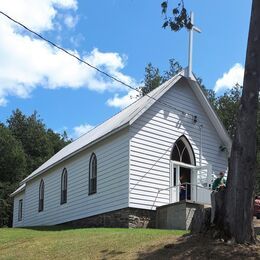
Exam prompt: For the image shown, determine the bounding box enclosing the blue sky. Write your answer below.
[0,0,251,138]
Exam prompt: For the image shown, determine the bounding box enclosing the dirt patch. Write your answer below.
[137,234,260,260]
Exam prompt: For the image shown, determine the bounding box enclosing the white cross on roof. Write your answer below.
[188,12,201,78]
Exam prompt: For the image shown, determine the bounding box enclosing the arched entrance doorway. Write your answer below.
[170,135,196,202]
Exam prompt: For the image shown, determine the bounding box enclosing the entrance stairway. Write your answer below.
[156,201,210,230]
[156,201,260,234]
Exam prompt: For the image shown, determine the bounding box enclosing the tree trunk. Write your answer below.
[223,0,260,243]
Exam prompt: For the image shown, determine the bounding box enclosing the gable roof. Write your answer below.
[17,68,231,188]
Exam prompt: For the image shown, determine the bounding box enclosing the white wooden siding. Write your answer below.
[129,79,228,210]
[13,192,24,227]
[14,128,129,227]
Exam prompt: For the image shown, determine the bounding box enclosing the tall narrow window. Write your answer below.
[61,168,68,204]
[89,153,97,195]
[39,179,44,212]
[18,199,23,221]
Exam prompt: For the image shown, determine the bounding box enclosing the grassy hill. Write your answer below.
[1,227,260,259]
[0,227,186,260]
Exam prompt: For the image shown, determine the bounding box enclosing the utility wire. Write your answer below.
[0,11,137,92]
[0,10,197,120]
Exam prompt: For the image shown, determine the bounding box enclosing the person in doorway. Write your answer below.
[212,172,226,191]
[179,175,186,201]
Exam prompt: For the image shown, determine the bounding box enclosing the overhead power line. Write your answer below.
[0,10,197,121]
[0,11,137,92]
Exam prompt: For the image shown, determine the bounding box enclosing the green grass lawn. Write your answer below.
[0,227,187,260]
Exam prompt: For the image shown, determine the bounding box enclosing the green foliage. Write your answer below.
[161,0,191,32]
[142,63,162,96]
[162,58,183,82]
[215,84,242,138]
[141,59,182,96]
[0,109,70,227]
[0,125,26,227]
[196,77,217,108]
[7,109,71,174]
[0,125,26,183]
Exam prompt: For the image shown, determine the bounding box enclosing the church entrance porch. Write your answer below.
[155,135,213,230]
[157,161,212,230]
[168,135,212,205]
[169,161,212,205]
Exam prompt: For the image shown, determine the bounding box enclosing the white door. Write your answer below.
[170,162,180,203]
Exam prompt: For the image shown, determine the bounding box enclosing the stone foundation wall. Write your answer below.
[60,207,156,228]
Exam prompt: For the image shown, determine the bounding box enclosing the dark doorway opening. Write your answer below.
[179,167,191,200]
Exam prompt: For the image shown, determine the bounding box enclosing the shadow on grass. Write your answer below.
[100,249,125,260]
[20,226,133,232]
[20,225,87,232]
[136,234,260,260]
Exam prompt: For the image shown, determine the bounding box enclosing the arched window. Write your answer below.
[61,168,67,204]
[89,153,97,195]
[171,135,195,165]
[39,179,44,212]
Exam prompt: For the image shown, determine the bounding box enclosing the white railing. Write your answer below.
[152,182,212,209]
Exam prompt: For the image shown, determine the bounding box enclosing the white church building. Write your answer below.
[11,69,231,228]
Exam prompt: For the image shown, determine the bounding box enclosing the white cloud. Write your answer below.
[0,0,136,106]
[214,63,244,93]
[70,34,85,47]
[107,89,139,109]
[73,123,95,138]
[0,97,7,106]
[64,14,79,28]
[0,0,77,32]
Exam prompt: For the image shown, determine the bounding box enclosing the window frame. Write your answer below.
[61,168,68,205]
[171,135,196,166]
[18,199,23,221]
[89,153,97,195]
[38,179,44,212]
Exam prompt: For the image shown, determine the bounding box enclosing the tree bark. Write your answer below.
[223,0,260,243]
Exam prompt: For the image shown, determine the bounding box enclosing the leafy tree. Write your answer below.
[141,58,182,96]
[0,109,70,226]
[0,125,26,227]
[0,125,26,183]
[215,84,242,138]
[8,110,52,174]
[141,63,162,96]
[162,58,183,81]
[161,0,191,31]
[197,77,217,108]
[7,109,70,174]
[161,0,260,243]
[47,129,71,154]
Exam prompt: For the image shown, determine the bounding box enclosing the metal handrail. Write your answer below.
[157,182,211,193]
[152,182,212,209]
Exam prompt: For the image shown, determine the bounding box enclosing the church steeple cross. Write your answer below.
[188,12,201,78]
